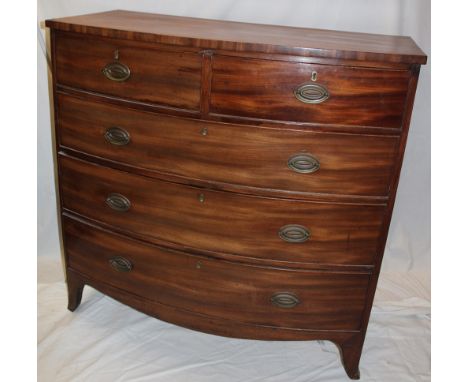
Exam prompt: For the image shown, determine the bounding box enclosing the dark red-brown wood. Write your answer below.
[348,65,423,380]
[64,216,371,331]
[46,10,426,380]
[211,55,411,128]
[55,32,202,110]
[57,93,399,197]
[59,155,386,267]
[66,263,365,378]
[45,10,427,65]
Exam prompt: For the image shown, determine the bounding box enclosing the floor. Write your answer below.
[38,257,430,382]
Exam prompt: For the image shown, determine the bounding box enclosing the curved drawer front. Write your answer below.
[55,32,202,110]
[211,56,411,128]
[58,94,399,197]
[59,156,386,266]
[64,217,370,331]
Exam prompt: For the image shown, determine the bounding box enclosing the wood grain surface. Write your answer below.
[46,10,427,64]
[45,11,427,379]
[211,56,411,128]
[55,32,202,110]
[64,216,370,331]
[57,93,399,197]
[59,155,386,266]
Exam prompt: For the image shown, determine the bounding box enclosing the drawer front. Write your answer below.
[59,156,385,266]
[64,217,370,331]
[58,94,399,197]
[55,33,202,110]
[211,56,410,128]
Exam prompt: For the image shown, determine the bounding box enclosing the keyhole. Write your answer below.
[114,49,119,61]
[200,127,208,136]
[198,193,205,203]
[311,71,317,81]
[196,261,202,269]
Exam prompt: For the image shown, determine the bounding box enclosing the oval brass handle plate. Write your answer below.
[104,126,131,146]
[106,193,131,212]
[294,83,329,104]
[288,153,320,174]
[109,256,133,272]
[102,61,131,82]
[279,224,310,243]
[271,292,300,308]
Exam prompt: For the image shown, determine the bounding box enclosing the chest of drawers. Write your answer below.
[46,10,426,379]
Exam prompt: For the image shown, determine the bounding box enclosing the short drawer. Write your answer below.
[210,56,411,128]
[58,94,399,197]
[54,32,201,110]
[59,155,386,266]
[64,217,370,331]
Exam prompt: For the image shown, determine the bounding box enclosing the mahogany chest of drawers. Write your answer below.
[46,10,426,379]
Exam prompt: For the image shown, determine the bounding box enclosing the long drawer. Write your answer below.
[57,93,399,197]
[211,56,411,128]
[59,155,386,266]
[55,32,202,110]
[64,216,370,331]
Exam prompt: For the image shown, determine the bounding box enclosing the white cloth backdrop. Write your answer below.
[37,1,430,381]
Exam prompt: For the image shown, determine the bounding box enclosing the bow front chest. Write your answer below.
[46,10,426,379]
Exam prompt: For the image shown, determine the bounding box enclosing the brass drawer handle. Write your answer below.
[109,256,133,272]
[271,292,300,308]
[104,127,130,146]
[279,224,310,243]
[294,83,329,104]
[288,153,320,174]
[102,61,131,82]
[106,193,131,212]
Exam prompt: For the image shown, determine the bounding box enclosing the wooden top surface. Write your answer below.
[46,10,426,64]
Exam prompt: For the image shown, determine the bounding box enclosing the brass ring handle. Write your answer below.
[104,127,131,146]
[288,153,320,174]
[106,193,131,212]
[109,256,133,272]
[102,62,131,82]
[294,83,329,104]
[279,224,310,243]
[271,292,300,308]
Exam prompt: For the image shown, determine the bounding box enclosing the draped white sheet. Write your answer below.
[38,257,430,382]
